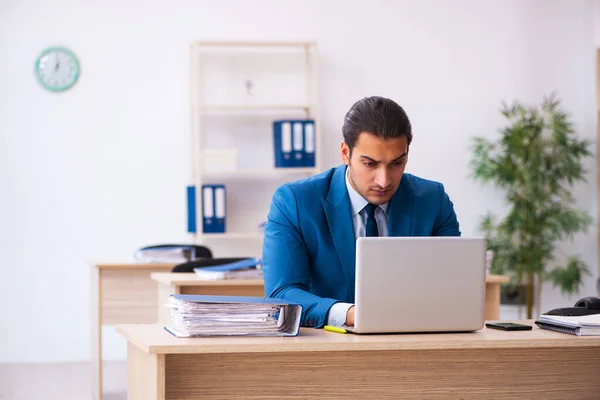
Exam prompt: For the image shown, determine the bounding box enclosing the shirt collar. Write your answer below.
[345,166,389,216]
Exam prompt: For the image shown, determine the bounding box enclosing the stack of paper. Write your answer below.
[164,294,301,337]
[193,258,263,280]
[134,245,195,263]
[535,314,600,336]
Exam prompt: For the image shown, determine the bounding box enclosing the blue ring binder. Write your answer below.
[186,185,197,233]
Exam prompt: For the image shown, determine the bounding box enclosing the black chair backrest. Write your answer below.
[187,245,213,259]
[172,257,251,273]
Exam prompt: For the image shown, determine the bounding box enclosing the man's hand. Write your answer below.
[345,305,355,326]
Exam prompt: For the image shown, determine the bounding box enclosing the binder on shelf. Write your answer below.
[164,294,302,337]
[214,185,226,232]
[186,185,197,234]
[292,121,304,167]
[202,184,226,233]
[303,120,315,167]
[273,121,293,167]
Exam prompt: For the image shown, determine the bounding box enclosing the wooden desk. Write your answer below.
[151,273,264,325]
[91,262,176,400]
[151,273,509,324]
[92,263,508,400]
[117,321,600,400]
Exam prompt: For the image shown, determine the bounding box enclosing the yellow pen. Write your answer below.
[324,325,347,334]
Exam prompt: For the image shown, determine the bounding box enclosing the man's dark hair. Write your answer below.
[342,96,412,152]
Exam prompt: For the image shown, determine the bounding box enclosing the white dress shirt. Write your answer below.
[326,168,389,327]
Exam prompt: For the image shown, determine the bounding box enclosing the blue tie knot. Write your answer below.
[365,203,378,219]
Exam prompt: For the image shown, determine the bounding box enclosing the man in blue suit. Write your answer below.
[262,96,460,329]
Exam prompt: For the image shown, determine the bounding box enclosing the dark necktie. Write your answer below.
[365,203,379,237]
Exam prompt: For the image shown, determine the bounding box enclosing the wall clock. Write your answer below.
[34,47,80,92]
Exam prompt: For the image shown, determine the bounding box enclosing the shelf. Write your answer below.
[202,168,319,180]
[192,105,314,112]
[199,232,263,240]
[189,40,319,243]
[192,41,316,48]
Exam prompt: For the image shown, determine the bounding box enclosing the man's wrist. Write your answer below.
[345,305,355,326]
[327,302,354,327]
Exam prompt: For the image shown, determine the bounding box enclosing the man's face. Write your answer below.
[341,132,409,205]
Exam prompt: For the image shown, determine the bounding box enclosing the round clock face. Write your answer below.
[34,47,80,92]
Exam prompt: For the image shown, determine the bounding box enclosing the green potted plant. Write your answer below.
[469,94,593,319]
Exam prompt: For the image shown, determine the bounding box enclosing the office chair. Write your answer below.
[182,245,213,260]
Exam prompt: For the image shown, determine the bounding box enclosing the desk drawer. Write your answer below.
[101,269,165,324]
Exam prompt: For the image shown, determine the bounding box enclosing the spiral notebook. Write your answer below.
[535,314,600,336]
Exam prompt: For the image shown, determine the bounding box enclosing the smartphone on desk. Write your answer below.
[485,322,532,331]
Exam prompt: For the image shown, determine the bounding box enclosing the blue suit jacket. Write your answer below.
[262,164,460,328]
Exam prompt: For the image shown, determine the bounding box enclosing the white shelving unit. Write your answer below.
[201,232,264,240]
[203,168,319,180]
[189,41,320,257]
[193,105,312,112]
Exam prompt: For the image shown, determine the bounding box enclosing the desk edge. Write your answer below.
[116,324,600,355]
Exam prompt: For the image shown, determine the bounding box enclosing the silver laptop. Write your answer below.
[344,236,487,334]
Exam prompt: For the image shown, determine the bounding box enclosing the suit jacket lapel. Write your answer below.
[322,165,356,298]
[388,174,413,236]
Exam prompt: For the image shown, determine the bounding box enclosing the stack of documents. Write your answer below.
[134,244,196,263]
[193,258,263,280]
[535,314,600,336]
[165,294,302,337]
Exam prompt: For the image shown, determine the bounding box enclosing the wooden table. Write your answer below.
[151,273,264,325]
[117,321,600,400]
[91,262,176,400]
[152,273,509,324]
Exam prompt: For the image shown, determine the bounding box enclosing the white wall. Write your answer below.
[0,0,597,363]
[595,0,600,46]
